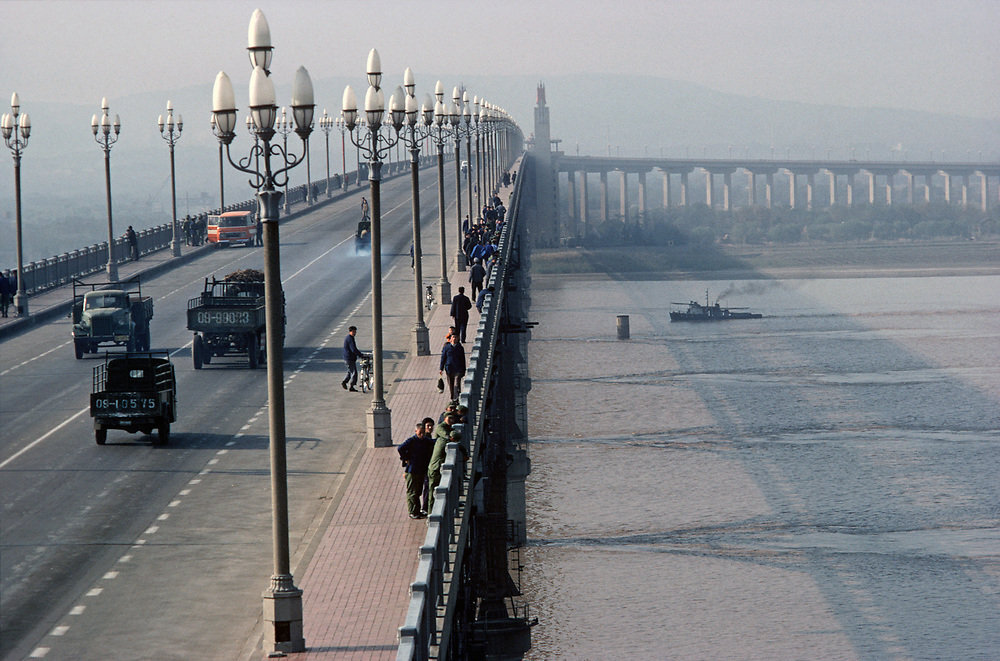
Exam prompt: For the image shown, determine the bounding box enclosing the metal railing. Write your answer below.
[397,156,524,660]
[1,157,435,298]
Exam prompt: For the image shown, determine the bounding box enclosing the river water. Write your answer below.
[522,273,1000,660]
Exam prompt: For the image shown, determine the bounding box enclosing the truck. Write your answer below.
[206,210,256,248]
[90,351,177,445]
[186,269,283,369]
[72,278,153,359]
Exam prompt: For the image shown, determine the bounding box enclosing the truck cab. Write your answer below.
[207,210,256,247]
[72,278,153,358]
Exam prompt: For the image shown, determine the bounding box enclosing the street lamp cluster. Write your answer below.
[2,93,31,315]
[91,98,121,281]
[341,48,404,448]
[210,8,314,655]
[158,101,183,257]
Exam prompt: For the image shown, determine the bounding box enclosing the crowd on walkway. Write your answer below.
[337,177,515,522]
[395,400,468,519]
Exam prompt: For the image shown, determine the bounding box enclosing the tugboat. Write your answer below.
[670,290,762,322]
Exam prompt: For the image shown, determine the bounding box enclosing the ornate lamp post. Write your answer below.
[449,87,466,272]
[430,80,451,303]
[211,8,314,653]
[474,96,483,220]
[399,67,434,356]
[319,109,333,197]
[210,114,226,209]
[91,98,121,281]
[158,101,183,257]
[342,48,404,447]
[2,92,31,316]
[460,91,474,240]
[335,115,348,189]
[276,107,293,213]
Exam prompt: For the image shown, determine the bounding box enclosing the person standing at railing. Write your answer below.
[469,259,486,302]
[427,411,460,513]
[397,421,434,519]
[125,226,138,261]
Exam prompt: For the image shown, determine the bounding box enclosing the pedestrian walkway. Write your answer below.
[295,173,518,660]
[297,297,454,660]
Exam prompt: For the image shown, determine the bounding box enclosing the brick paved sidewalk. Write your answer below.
[296,172,519,660]
[296,283,459,661]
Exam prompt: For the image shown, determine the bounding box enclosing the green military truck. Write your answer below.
[187,269,282,369]
[90,351,177,445]
[72,278,153,359]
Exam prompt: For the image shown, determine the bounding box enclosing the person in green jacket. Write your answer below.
[427,412,460,513]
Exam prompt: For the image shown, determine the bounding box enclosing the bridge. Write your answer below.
[2,71,996,659]
[0,90,530,659]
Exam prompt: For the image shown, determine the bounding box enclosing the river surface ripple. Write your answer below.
[523,274,1000,660]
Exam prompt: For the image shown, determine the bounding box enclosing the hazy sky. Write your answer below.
[2,0,998,119]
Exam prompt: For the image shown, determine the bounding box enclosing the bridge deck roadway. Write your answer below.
[1,174,512,659]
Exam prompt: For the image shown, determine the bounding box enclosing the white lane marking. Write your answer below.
[70,606,85,615]
[102,571,118,580]
[118,554,132,563]
[1,340,72,376]
[157,513,170,521]
[0,407,88,470]
[50,626,69,636]
[29,647,49,657]
[0,203,406,469]
[144,525,159,535]
[86,588,103,597]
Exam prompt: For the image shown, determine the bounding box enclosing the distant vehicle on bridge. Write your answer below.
[206,210,256,248]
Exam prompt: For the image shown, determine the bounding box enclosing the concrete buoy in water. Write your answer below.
[616,315,630,340]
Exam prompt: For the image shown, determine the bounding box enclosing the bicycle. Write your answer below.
[425,285,435,311]
[358,354,374,393]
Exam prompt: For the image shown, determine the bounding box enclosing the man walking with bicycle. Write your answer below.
[341,326,365,392]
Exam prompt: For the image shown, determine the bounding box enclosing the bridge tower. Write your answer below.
[528,83,559,247]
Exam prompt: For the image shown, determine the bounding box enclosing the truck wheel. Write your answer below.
[248,334,259,369]
[193,335,204,370]
[95,429,107,445]
[74,340,84,359]
[155,421,170,445]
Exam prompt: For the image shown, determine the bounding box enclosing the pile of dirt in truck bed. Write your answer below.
[224,269,264,283]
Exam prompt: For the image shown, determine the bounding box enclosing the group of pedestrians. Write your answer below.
[396,401,467,519]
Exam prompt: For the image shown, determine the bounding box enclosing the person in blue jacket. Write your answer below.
[341,326,364,391]
[397,421,434,519]
[439,334,466,400]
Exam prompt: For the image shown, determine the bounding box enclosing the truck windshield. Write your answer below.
[85,293,126,309]
[219,216,252,228]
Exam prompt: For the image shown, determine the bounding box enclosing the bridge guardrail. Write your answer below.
[1,157,434,302]
[397,155,524,661]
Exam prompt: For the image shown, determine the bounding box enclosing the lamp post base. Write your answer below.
[437,280,451,306]
[456,249,467,272]
[262,578,305,655]
[106,262,118,282]
[170,238,181,257]
[13,293,27,317]
[412,321,429,356]
[367,404,392,448]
